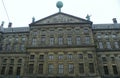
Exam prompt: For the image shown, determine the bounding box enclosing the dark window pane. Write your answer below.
[103,66,109,75]
[89,63,95,73]
[79,63,84,73]
[112,65,118,75]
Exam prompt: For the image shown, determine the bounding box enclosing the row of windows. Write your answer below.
[32,28,90,35]
[30,54,93,60]
[4,37,26,43]
[4,44,25,51]
[103,65,118,75]
[96,34,118,39]
[98,41,119,49]
[1,58,22,64]
[28,63,95,74]
[1,66,21,75]
[32,36,91,46]
[101,56,116,62]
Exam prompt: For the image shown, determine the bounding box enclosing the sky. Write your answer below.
[0,0,120,28]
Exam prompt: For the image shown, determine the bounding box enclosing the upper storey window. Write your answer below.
[33,31,38,36]
[98,42,104,49]
[85,36,90,44]
[41,36,46,44]
[50,37,54,45]
[112,34,117,38]
[58,37,63,45]
[76,36,81,45]
[32,38,37,46]
[67,36,72,45]
[84,28,89,34]
[104,34,109,38]
[22,37,26,42]
[106,42,112,49]
[114,42,119,49]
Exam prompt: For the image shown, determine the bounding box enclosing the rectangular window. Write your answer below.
[102,57,107,62]
[98,42,103,49]
[67,54,72,60]
[85,36,90,44]
[76,36,81,45]
[112,65,118,75]
[39,64,43,74]
[8,67,13,75]
[58,64,64,74]
[10,59,14,64]
[50,37,54,45]
[28,64,34,74]
[49,54,54,60]
[89,63,95,73]
[39,55,44,60]
[78,54,83,59]
[20,44,24,51]
[106,42,111,49]
[67,36,72,45]
[30,55,35,59]
[103,66,109,75]
[41,36,46,44]
[88,54,93,58]
[68,64,74,74]
[79,63,84,73]
[48,64,54,74]
[114,42,119,49]
[32,38,36,46]
[58,54,63,60]
[1,66,6,75]
[16,67,21,75]
[58,37,63,45]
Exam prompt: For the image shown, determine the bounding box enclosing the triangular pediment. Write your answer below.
[30,12,92,25]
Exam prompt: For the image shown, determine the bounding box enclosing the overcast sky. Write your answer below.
[0,0,120,27]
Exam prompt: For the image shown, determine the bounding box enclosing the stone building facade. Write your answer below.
[0,12,120,78]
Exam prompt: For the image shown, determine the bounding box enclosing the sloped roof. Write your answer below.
[30,12,92,26]
[92,23,120,29]
[3,27,29,33]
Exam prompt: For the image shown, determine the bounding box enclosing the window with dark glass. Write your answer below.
[2,59,7,63]
[79,63,84,73]
[38,64,43,74]
[39,55,44,60]
[88,54,93,58]
[10,59,14,64]
[16,67,21,75]
[78,54,83,59]
[48,64,54,74]
[1,66,6,75]
[28,64,34,74]
[58,64,64,74]
[89,63,95,73]
[8,67,13,75]
[111,57,115,61]
[68,64,74,74]
[102,57,107,62]
[103,66,109,75]
[112,65,118,75]
[18,59,22,63]
[30,55,35,59]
